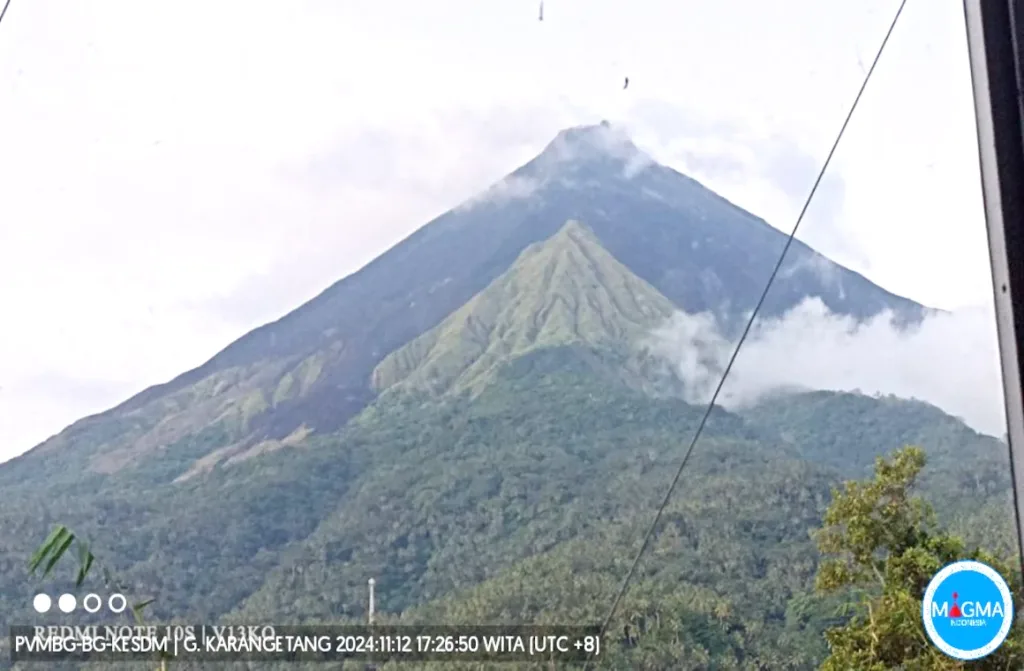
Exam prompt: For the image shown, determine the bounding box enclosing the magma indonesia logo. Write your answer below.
[922,560,1014,660]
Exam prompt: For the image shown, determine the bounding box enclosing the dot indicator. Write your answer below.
[82,593,102,614]
[32,594,51,613]
[108,593,127,614]
[58,594,76,613]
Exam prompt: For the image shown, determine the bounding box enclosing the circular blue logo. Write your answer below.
[922,560,1013,660]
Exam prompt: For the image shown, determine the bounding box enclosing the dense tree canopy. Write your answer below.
[814,447,1023,670]
[11,375,1021,670]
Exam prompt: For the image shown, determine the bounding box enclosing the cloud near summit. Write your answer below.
[652,298,1006,438]
[458,122,657,211]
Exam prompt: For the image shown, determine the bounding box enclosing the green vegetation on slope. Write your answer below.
[20,444,1018,671]
[4,353,1018,670]
[740,390,1017,556]
[371,220,680,398]
[0,124,968,671]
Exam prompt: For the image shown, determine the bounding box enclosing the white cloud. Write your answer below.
[779,251,843,289]
[652,298,1006,437]
[540,122,648,165]
[457,175,543,212]
[457,121,656,211]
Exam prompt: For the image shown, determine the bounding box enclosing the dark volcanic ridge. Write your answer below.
[11,122,927,472]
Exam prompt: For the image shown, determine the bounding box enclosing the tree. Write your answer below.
[814,446,1024,670]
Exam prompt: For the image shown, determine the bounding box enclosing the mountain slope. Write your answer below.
[1,122,976,671]
[371,220,679,397]
[0,360,1015,670]
[5,122,928,474]
[739,390,1017,553]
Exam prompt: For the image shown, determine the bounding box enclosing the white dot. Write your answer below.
[58,594,76,613]
[32,594,51,613]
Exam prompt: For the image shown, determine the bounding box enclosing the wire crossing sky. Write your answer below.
[587,0,910,655]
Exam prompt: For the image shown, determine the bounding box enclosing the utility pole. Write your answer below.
[368,578,375,625]
[366,577,377,671]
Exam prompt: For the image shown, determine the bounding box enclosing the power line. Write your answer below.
[0,0,13,30]
[585,0,909,662]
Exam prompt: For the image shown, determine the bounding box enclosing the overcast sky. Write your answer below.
[0,0,1002,461]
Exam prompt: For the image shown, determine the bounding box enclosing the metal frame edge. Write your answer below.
[963,0,1024,572]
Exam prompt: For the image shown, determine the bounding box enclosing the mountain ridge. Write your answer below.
[1,121,1013,671]
[371,219,681,398]
[9,122,927,472]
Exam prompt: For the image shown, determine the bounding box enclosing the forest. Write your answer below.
[3,353,1019,670]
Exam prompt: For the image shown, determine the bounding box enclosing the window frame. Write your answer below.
[963,0,1024,571]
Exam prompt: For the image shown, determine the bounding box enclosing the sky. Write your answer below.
[0,0,1006,461]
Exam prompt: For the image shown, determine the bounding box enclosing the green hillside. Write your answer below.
[740,390,1016,552]
[4,362,1017,670]
[0,169,1012,669]
[371,220,680,398]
